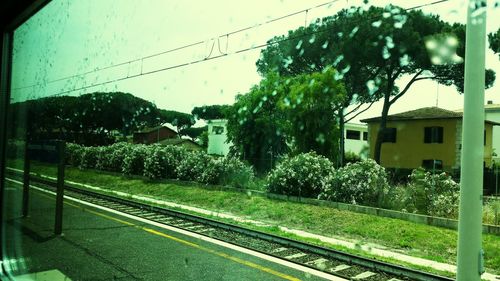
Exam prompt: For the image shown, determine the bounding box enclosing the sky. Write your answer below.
[9,0,500,125]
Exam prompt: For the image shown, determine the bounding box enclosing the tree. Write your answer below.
[226,72,290,173]
[158,109,195,135]
[257,4,495,164]
[192,105,230,120]
[284,67,346,161]
[183,125,207,140]
[489,28,500,57]
[10,92,163,145]
[227,69,346,171]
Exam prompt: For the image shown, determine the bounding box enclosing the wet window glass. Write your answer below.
[2,1,500,281]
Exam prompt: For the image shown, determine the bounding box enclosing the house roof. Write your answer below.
[485,104,500,111]
[454,103,500,112]
[158,138,201,147]
[361,106,500,125]
[135,125,177,134]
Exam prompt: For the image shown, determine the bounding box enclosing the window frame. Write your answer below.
[0,1,52,278]
[382,127,397,143]
[424,126,444,143]
[346,129,361,140]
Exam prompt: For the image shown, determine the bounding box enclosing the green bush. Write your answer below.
[79,146,100,169]
[266,152,335,198]
[175,151,214,182]
[143,145,188,180]
[65,142,84,166]
[320,159,390,207]
[402,168,460,218]
[122,144,148,175]
[219,157,255,189]
[344,151,362,164]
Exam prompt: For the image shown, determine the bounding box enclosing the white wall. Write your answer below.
[207,119,232,156]
[344,123,369,158]
[486,109,500,163]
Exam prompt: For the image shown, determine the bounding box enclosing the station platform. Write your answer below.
[2,180,331,281]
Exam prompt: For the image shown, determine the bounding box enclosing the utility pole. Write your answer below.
[456,1,487,280]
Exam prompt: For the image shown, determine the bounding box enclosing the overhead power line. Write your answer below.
[12,0,341,91]
[17,0,449,98]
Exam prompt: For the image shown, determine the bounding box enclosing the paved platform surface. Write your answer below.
[2,182,330,281]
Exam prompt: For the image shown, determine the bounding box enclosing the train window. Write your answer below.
[2,1,500,281]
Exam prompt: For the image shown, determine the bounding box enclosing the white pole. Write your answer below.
[456,1,487,280]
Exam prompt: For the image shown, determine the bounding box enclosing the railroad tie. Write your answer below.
[197,228,215,233]
[284,253,307,260]
[304,258,329,267]
[352,271,377,280]
[176,222,195,227]
[329,264,350,272]
[185,225,205,230]
[270,247,288,253]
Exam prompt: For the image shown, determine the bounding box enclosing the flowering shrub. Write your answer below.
[219,157,255,189]
[266,152,335,197]
[122,144,148,175]
[79,146,100,169]
[198,157,224,184]
[143,145,188,179]
[65,142,84,166]
[320,159,389,207]
[95,144,125,172]
[175,151,214,182]
[404,168,460,218]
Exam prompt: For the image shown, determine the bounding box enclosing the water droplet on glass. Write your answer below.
[322,41,329,49]
[283,56,293,68]
[295,40,303,50]
[333,55,344,66]
[372,20,382,28]
[385,36,395,49]
[399,54,410,66]
[349,26,359,37]
[283,97,291,107]
[315,133,325,144]
[382,46,391,59]
[309,35,316,44]
[366,80,379,95]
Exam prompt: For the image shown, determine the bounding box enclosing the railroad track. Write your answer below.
[8,171,453,281]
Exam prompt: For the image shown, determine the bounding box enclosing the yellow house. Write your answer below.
[361,107,499,170]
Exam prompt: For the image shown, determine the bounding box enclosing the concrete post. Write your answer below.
[456,1,487,280]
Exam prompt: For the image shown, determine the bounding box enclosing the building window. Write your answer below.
[422,159,443,170]
[346,130,361,140]
[212,126,224,134]
[363,131,368,141]
[382,128,397,143]
[424,126,443,143]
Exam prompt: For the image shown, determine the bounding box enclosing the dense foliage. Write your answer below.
[267,152,335,198]
[62,141,465,220]
[8,92,196,146]
[227,70,346,172]
[257,4,496,164]
[64,142,254,189]
[402,168,460,218]
[320,159,390,207]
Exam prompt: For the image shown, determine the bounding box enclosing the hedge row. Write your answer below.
[65,142,254,189]
[267,152,460,218]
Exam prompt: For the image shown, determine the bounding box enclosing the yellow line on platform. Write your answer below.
[31,187,302,281]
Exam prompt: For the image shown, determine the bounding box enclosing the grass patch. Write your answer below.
[7,159,500,275]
